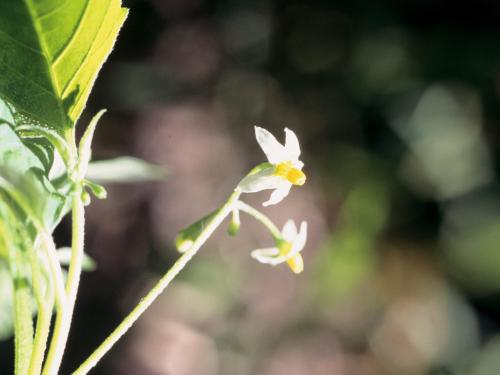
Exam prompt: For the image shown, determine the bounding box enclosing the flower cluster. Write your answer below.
[175,126,309,274]
[238,127,308,274]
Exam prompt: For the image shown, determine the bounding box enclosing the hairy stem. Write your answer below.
[39,229,67,375]
[72,190,241,375]
[28,249,54,375]
[12,260,34,375]
[43,190,85,375]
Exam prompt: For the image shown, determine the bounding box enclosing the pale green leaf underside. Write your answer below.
[0,260,14,340]
[86,156,167,183]
[0,122,67,230]
[0,0,128,133]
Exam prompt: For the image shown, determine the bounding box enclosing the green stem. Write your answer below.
[0,177,67,318]
[43,190,85,375]
[0,171,66,374]
[13,274,34,375]
[28,249,54,375]
[0,176,67,316]
[9,237,34,375]
[39,230,67,375]
[237,201,282,240]
[72,190,241,375]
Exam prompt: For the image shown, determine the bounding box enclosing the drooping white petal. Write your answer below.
[293,221,308,253]
[257,242,304,266]
[255,126,288,164]
[287,254,304,274]
[284,128,301,159]
[249,219,307,272]
[238,168,282,193]
[251,247,280,264]
[281,219,298,241]
[262,182,292,206]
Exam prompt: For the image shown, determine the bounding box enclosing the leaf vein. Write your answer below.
[0,29,43,56]
[69,13,122,115]
[62,0,114,98]
[0,60,58,99]
[51,0,91,65]
[37,0,70,21]
[23,0,67,128]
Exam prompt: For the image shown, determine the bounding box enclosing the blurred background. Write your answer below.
[25,0,500,373]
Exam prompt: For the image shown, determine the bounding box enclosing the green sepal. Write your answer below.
[244,162,273,179]
[81,190,91,206]
[175,209,221,253]
[84,179,108,200]
[227,209,240,236]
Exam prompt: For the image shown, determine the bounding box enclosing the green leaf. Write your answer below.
[20,136,54,174]
[1,97,59,173]
[0,205,36,343]
[57,247,97,272]
[0,123,67,230]
[0,0,128,132]
[86,157,167,183]
[0,260,14,340]
[0,98,14,125]
[76,109,106,180]
[16,123,72,168]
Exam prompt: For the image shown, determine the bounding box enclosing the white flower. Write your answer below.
[251,220,307,274]
[238,127,306,206]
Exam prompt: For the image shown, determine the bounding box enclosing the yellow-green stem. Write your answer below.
[43,189,85,375]
[11,244,34,375]
[72,190,241,375]
[237,201,282,240]
[28,249,54,375]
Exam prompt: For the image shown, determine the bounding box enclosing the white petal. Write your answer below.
[262,182,292,206]
[238,168,281,193]
[282,220,298,241]
[261,246,304,265]
[293,221,308,253]
[283,245,304,261]
[251,247,281,265]
[255,126,288,164]
[284,128,301,159]
[292,160,304,169]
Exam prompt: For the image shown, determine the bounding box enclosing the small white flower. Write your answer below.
[251,220,307,274]
[238,127,306,206]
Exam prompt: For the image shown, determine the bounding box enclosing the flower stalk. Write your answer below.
[72,190,242,374]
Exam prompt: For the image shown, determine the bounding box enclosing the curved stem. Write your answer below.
[72,190,241,375]
[43,190,85,375]
[28,250,54,375]
[0,175,66,375]
[0,176,67,316]
[237,201,282,240]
